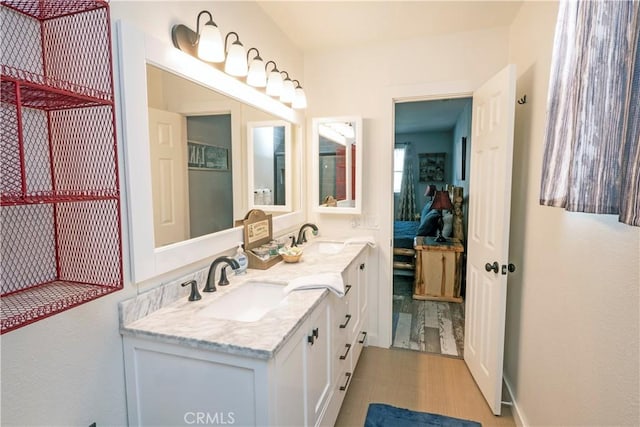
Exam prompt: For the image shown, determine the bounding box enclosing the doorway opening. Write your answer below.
[392,97,472,357]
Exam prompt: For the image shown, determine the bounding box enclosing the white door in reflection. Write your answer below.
[148,108,189,247]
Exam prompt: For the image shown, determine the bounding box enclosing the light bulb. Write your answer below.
[197,22,224,62]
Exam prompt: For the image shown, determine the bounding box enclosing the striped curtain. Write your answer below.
[540,0,640,226]
[397,143,416,221]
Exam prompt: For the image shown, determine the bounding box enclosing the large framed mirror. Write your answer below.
[247,121,292,212]
[117,21,304,283]
[312,116,363,214]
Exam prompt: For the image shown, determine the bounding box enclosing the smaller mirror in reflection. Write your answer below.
[318,121,357,207]
[248,121,291,211]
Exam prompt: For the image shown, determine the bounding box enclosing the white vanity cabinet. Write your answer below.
[121,245,369,427]
[124,298,332,427]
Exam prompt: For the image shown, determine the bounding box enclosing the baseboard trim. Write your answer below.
[503,375,527,427]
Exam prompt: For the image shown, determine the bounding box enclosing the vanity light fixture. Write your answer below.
[292,80,307,109]
[318,124,347,146]
[171,15,306,108]
[224,32,248,77]
[246,48,266,87]
[171,10,224,63]
[265,61,283,96]
[279,71,295,104]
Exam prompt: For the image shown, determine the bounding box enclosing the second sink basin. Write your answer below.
[307,241,345,255]
[197,281,287,322]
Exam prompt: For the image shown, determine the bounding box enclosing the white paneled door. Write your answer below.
[464,64,516,415]
[148,108,189,247]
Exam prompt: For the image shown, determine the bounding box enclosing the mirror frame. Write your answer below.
[116,21,304,283]
[246,120,292,212]
[312,116,363,214]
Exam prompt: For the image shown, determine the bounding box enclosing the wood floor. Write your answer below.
[392,275,465,357]
[392,295,465,357]
[335,346,515,427]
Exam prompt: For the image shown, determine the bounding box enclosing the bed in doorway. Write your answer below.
[393,186,464,276]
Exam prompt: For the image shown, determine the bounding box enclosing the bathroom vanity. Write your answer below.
[116,20,371,426]
[120,241,369,426]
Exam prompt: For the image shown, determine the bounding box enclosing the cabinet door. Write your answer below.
[275,328,305,426]
[124,339,260,427]
[305,299,332,427]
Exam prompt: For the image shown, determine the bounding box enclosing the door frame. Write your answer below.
[381,81,476,348]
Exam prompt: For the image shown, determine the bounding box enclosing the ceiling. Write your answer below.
[256,1,522,134]
[256,1,523,53]
[395,97,472,134]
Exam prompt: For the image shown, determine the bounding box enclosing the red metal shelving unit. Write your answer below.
[1,0,123,334]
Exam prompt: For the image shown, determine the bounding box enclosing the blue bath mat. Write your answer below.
[364,403,481,427]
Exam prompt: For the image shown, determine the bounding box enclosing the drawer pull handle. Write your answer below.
[358,331,368,344]
[339,372,352,391]
[307,327,319,345]
[339,314,352,329]
[339,343,352,360]
[345,284,352,295]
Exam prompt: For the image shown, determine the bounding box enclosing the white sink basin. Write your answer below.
[197,281,287,322]
[307,241,345,255]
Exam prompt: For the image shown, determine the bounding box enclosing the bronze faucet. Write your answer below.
[203,257,240,293]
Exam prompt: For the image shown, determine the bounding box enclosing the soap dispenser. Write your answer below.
[234,243,248,274]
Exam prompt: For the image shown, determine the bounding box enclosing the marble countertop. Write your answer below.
[120,241,368,360]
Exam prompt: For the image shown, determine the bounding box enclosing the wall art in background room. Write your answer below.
[187,141,229,170]
[419,152,446,182]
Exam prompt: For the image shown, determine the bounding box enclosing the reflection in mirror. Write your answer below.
[313,117,362,214]
[145,64,287,247]
[318,122,356,206]
[247,121,291,212]
[118,22,305,283]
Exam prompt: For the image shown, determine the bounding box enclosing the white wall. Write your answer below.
[505,2,640,425]
[0,2,303,425]
[304,26,510,345]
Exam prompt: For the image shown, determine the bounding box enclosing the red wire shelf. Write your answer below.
[1,280,119,334]
[1,0,122,333]
[2,67,113,111]
[1,189,119,206]
[0,0,108,21]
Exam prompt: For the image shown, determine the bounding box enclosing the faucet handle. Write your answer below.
[218,265,231,286]
[181,280,201,301]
